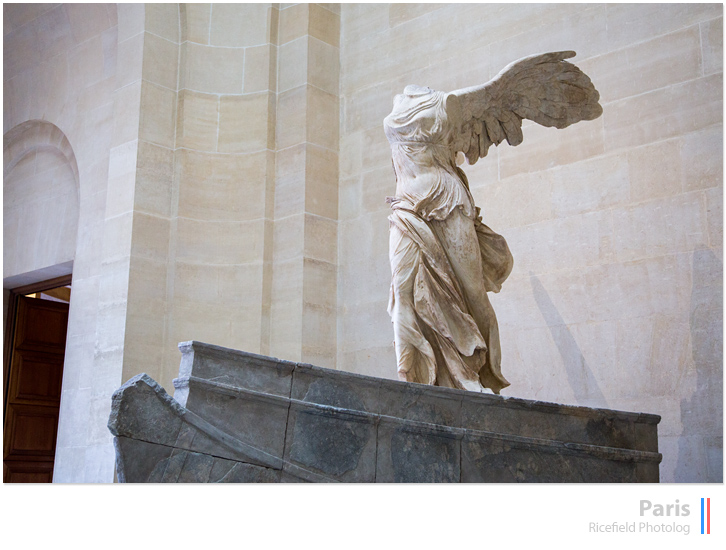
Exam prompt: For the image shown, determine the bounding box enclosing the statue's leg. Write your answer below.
[389,223,436,384]
[430,209,503,379]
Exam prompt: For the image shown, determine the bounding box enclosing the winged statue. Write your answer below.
[384,51,602,393]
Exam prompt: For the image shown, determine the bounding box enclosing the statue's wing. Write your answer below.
[450,51,602,164]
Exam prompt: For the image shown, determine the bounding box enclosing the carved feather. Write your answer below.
[450,51,602,164]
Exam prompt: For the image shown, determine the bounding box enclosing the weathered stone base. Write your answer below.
[108,341,662,482]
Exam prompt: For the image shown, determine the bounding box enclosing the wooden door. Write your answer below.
[3,296,69,482]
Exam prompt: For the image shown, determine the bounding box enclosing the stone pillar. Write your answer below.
[54,3,144,482]
[119,4,179,390]
[271,3,340,368]
[161,3,279,388]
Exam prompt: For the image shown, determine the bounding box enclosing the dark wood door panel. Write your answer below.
[9,351,64,404]
[14,297,69,353]
[4,459,54,483]
[4,403,59,458]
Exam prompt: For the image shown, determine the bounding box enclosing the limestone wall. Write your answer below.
[271,3,340,370]
[4,122,79,284]
[4,3,125,482]
[4,3,340,482]
[127,3,340,390]
[337,4,723,482]
[123,4,276,391]
[125,3,340,393]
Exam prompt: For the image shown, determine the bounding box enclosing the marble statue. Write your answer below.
[384,51,602,393]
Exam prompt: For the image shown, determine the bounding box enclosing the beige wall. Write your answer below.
[4,3,124,482]
[4,3,341,482]
[337,3,723,482]
[271,3,340,368]
[167,3,273,376]
[4,122,79,283]
[4,3,721,483]
[126,3,340,391]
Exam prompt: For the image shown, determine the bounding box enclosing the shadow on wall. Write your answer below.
[676,248,723,482]
[529,272,609,409]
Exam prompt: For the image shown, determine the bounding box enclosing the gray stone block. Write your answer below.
[376,418,461,483]
[635,462,660,484]
[116,439,281,483]
[114,436,174,483]
[634,417,660,453]
[176,341,295,403]
[210,459,280,483]
[109,372,282,469]
[376,380,462,427]
[284,401,378,482]
[176,378,289,460]
[461,394,659,452]
[109,373,185,447]
[293,362,463,425]
[461,432,643,483]
[110,341,662,483]
[174,450,215,483]
[292,365,376,412]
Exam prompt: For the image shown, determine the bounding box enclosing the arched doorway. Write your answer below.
[3,120,79,482]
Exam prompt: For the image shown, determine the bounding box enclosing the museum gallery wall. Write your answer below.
[3,3,722,482]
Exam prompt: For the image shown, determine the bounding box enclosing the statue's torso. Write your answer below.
[384,88,475,221]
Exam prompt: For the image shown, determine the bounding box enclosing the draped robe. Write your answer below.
[385,87,513,393]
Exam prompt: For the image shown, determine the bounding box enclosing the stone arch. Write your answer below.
[3,120,80,285]
[4,120,79,184]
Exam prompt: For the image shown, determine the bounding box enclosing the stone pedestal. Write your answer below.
[108,341,661,482]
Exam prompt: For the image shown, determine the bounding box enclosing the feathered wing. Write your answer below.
[450,51,603,165]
